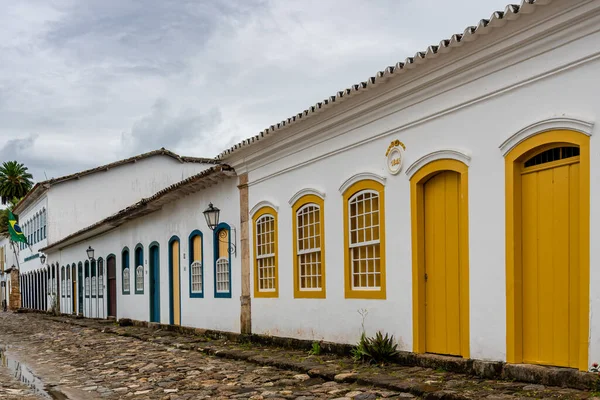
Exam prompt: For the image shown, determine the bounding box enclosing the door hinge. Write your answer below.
[424,273,428,282]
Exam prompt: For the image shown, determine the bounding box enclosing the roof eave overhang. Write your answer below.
[40,165,235,254]
[218,0,555,163]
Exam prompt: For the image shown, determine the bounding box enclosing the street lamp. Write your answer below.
[39,254,46,265]
[203,203,220,231]
[203,203,236,257]
[86,246,94,261]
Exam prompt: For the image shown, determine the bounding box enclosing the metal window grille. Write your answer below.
[349,190,381,290]
[123,268,130,293]
[98,261,104,293]
[136,266,143,292]
[296,204,322,290]
[215,258,229,293]
[191,261,203,293]
[524,146,580,168]
[256,215,276,291]
[85,277,90,296]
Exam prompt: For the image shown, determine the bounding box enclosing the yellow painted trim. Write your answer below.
[410,159,470,358]
[505,130,590,371]
[342,179,386,300]
[252,206,279,298]
[292,194,326,299]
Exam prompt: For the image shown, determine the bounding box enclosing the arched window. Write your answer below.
[51,266,56,295]
[61,266,65,297]
[84,260,90,298]
[47,267,51,299]
[66,265,71,298]
[97,258,104,298]
[91,260,97,297]
[214,224,231,298]
[292,194,325,298]
[135,244,144,294]
[122,248,130,295]
[253,208,278,298]
[343,179,385,299]
[189,231,203,297]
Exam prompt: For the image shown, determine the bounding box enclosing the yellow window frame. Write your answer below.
[292,194,326,299]
[342,179,386,299]
[253,206,279,298]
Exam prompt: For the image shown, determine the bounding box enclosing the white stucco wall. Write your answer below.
[239,2,600,365]
[47,178,241,333]
[46,156,211,244]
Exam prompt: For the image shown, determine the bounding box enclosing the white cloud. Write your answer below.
[0,0,512,181]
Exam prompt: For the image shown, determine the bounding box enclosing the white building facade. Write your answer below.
[16,0,600,373]
[15,149,214,314]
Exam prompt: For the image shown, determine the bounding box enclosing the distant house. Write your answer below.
[15,148,215,312]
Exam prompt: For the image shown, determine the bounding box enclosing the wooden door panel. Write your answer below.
[521,161,579,367]
[424,171,461,356]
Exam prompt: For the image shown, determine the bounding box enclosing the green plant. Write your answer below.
[308,341,322,356]
[351,331,399,364]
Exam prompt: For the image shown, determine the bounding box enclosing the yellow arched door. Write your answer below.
[521,146,580,368]
[423,170,462,356]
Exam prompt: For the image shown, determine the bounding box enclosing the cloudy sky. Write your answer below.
[0,0,511,181]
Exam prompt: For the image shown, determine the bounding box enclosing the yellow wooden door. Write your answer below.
[171,240,181,326]
[521,149,580,368]
[424,171,461,356]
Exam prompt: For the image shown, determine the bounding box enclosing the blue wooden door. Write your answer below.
[149,245,160,323]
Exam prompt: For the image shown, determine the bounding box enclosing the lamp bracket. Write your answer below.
[217,226,237,258]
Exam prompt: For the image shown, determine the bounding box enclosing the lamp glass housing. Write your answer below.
[203,203,220,230]
[86,246,95,261]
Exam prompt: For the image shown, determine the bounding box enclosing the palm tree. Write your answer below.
[0,161,33,205]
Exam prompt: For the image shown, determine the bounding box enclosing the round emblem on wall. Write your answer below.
[385,139,405,175]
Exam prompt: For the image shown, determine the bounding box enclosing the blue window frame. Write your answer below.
[84,260,90,298]
[188,230,204,298]
[97,258,104,298]
[134,244,144,295]
[91,260,97,297]
[214,223,231,298]
[122,247,130,295]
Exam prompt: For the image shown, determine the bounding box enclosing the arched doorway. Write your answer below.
[149,243,160,323]
[106,255,117,318]
[410,158,470,358]
[505,129,589,370]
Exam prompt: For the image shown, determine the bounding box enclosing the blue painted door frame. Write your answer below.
[78,265,83,314]
[149,244,160,323]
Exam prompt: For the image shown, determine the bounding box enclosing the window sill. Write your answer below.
[345,289,386,300]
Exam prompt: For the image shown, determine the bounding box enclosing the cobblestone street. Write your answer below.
[0,312,598,400]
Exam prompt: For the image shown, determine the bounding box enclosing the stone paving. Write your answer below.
[0,312,598,399]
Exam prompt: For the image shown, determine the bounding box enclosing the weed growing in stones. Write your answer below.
[308,341,322,356]
[350,309,398,365]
